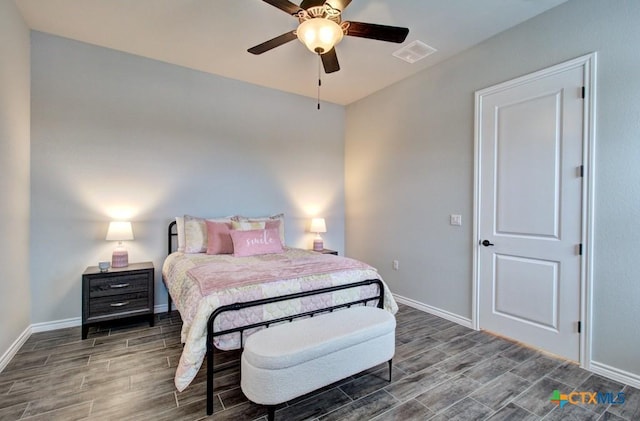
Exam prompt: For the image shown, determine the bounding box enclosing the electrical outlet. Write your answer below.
[450,214,462,226]
[392,260,399,270]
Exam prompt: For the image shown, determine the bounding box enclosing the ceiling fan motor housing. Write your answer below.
[298,5,341,22]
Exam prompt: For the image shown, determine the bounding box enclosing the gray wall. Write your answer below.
[30,33,346,323]
[345,0,640,378]
[0,0,31,361]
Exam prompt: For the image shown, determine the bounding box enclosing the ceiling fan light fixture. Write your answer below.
[297,18,344,54]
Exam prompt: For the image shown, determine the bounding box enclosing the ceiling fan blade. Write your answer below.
[261,0,302,15]
[321,48,340,73]
[300,0,326,9]
[248,31,298,54]
[325,0,352,12]
[344,21,409,43]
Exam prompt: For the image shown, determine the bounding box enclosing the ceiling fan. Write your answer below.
[248,0,410,74]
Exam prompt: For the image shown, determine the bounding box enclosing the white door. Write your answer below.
[475,61,587,361]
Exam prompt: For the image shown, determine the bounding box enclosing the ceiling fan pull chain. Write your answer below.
[317,53,322,110]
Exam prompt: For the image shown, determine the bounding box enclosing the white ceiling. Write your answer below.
[15,0,568,105]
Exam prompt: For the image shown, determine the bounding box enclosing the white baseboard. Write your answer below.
[393,294,473,329]
[590,360,640,390]
[154,303,169,314]
[30,306,171,334]
[0,325,31,373]
[31,317,81,333]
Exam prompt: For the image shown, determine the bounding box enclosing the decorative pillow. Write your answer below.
[231,220,266,231]
[184,215,234,253]
[230,228,284,257]
[175,216,185,253]
[233,213,285,245]
[205,220,234,255]
[263,219,278,228]
[184,215,207,253]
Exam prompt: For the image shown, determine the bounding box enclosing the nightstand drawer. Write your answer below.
[88,291,150,319]
[89,274,150,298]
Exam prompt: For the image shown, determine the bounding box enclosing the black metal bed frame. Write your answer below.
[163,220,386,416]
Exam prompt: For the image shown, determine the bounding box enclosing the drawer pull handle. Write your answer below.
[110,301,130,307]
[110,283,130,289]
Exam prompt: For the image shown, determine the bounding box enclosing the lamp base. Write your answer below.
[112,249,129,268]
[313,238,324,252]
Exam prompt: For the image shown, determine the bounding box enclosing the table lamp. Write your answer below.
[310,218,327,251]
[106,221,134,268]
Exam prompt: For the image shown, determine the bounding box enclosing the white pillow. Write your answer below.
[175,216,185,253]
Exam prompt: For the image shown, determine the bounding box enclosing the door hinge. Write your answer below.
[579,164,584,177]
[578,321,582,333]
[581,86,585,99]
[578,243,583,255]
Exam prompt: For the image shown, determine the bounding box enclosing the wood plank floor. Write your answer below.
[0,304,637,420]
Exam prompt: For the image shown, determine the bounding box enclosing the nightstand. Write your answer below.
[316,249,338,255]
[82,262,154,339]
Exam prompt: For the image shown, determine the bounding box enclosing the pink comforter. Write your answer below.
[187,253,373,295]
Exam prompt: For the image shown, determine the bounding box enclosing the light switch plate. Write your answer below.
[450,214,462,226]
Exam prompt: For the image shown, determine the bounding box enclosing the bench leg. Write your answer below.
[388,359,393,382]
[267,405,276,421]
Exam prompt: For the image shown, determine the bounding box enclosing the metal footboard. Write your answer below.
[205,279,385,415]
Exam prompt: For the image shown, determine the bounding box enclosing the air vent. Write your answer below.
[392,40,437,64]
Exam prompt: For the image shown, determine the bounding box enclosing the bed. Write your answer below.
[161,217,398,415]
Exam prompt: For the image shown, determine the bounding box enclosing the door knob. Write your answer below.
[481,240,494,247]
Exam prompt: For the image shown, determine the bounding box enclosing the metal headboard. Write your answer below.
[165,220,178,311]
[168,220,178,255]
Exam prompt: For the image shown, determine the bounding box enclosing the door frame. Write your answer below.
[472,53,597,368]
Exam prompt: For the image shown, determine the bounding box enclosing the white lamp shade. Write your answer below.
[106,221,134,241]
[310,218,327,234]
[297,18,344,54]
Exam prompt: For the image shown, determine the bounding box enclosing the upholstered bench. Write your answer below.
[240,306,396,421]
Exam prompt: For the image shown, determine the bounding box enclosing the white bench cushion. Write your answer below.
[243,306,395,370]
[241,306,396,405]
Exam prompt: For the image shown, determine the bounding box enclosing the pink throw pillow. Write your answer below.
[264,219,280,231]
[205,220,234,255]
[230,228,283,257]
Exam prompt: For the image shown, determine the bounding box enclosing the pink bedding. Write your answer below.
[187,252,372,295]
[162,247,398,391]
